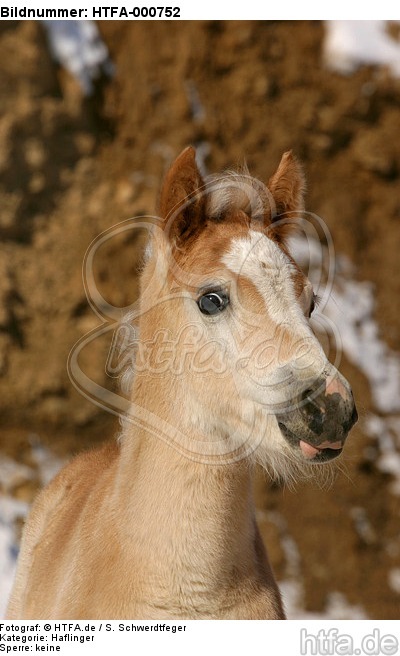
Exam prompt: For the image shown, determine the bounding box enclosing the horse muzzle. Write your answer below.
[277,372,358,462]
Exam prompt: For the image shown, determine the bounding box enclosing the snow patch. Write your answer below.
[0,458,34,495]
[364,415,400,495]
[0,496,28,619]
[291,236,400,414]
[0,443,66,619]
[185,80,206,123]
[325,279,400,414]
[30,440,66,487]
[292,233,400,496]
[324,21,400,78]
[42,21,114,95]
[263,510,367,619]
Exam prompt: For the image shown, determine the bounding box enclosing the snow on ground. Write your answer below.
[0,496,29,619]
[42,21,114,94]
[260,509,368,619]
[324,21,400,78]
[0,443,65,618]
[288,227,400,614]
[364,415,400,495]
[291,232,400,499]
[42,21,400,93]
[327,263,399,414]
[290,235,400,414]
[43,21,400,93]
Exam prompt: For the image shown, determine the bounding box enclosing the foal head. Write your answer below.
[134,147,357,478]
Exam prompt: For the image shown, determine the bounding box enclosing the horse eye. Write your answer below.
[198,291,230,315]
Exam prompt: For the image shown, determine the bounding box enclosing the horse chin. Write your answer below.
[278,422,343,464]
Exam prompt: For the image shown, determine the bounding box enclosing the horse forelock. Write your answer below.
[205,168,276,224]
[166,167,302,278]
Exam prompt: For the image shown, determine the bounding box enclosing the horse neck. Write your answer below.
[115,374,258,590]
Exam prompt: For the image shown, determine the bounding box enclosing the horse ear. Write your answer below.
[267,151,305,240]
[159,146,206,244]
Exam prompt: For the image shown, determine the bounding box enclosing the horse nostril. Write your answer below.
[300,388,324,434]
[351,403,358,426]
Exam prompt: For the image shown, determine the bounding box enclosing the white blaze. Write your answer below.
[222,231,307,326]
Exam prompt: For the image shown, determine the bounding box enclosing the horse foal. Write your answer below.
[7,147,357,619]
